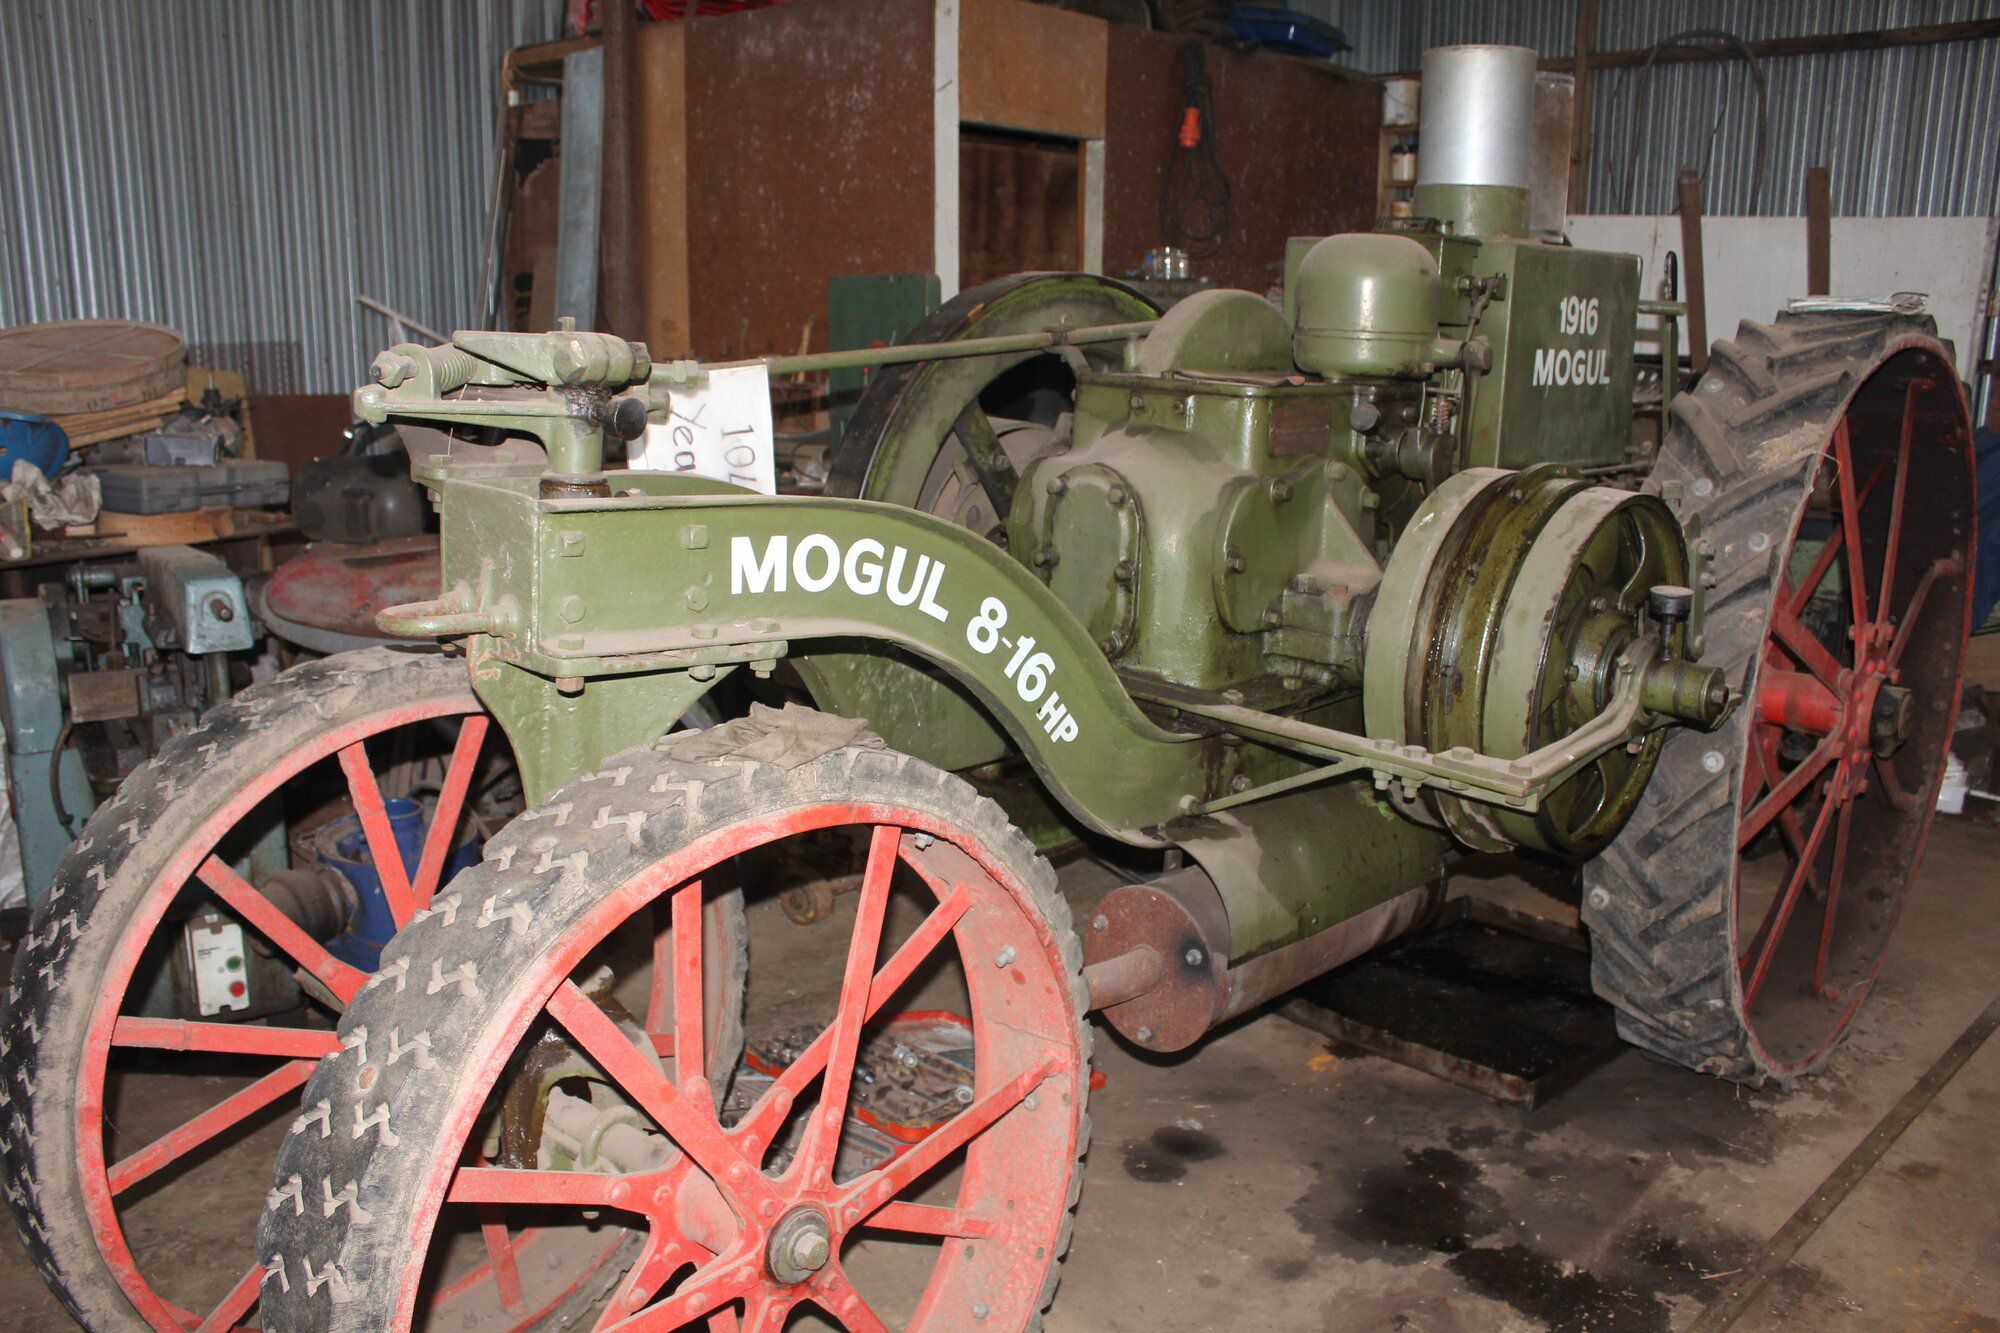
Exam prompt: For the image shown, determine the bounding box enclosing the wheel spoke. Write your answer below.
[337,741,417,927]
[1768,602,1844,689]
[951,404,1019,519]
[1831,419,1872,628]
[411,715,489,911]
[1885,555,1954,671]
[594,1229,699,1330]
[620,1249,758,1330]
[1874,754,1917,812]
[1786,455,1888,618]
[1742,727,1775,814]
[1874,382,1917,622]
[736,881,973,1155]
[447,1167,623,1207]
[742,1290,799,1333]
[673,879,706,1094]
[111,1016,340,1059]
[1743,766,1844,1007]
[108,1058,317,1197]
[477,1207,524,1312]
[841,1057,1056,1223]
[808,1261,891,1333]
[546,982,772,1208]
[795,826,901,1183]
[647,898,674,1037]
[1813,792,1857,995]
[1759,735,1824,903]
[193,1262,264,1333]
[863,1201,1000,1238]
[1738,737,1838,850]
[195,856,366,1003]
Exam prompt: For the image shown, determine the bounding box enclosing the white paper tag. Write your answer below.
[634,363,777,494]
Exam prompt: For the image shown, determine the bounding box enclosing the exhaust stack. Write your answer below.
[1415,44,1538,238]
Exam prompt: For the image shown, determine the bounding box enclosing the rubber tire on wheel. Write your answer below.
[256,711,1092,1330]
[1582,313,1975,1085]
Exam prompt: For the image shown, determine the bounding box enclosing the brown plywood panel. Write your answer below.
[1104,30,1378,293]
[635,22,691,356]
[961,129,1081,288]
[683,0,936,358]
[960,0,1106,139]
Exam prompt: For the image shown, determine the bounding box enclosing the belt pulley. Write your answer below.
[1365,465,1712,858]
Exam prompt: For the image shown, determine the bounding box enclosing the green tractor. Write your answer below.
[3,45,1974,1332]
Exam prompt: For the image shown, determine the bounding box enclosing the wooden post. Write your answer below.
[1805,166,1832,296]
[1567,0,1598,214]
[598,0,638,340]
[1677,169,1709,374]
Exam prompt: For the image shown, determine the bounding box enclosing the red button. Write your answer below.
[229,980,246,997]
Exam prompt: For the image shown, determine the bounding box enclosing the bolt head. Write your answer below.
[1184,948,1204,967]
[1701,750,1726,774]
[791,1231,830,1271]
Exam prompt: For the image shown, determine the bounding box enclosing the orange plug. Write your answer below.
[1178,107,1201,148]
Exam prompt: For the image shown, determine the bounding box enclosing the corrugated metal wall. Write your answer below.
[1314,0,2000,219]
[0,0,563,394]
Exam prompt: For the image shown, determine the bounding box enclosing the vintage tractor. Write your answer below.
[2,45,1974,1333]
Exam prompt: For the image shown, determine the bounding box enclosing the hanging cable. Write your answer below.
[1161,40,1231,260]
[1618,29,1768,215]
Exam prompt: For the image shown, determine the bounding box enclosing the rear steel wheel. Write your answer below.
[256,710,1091,1331]
[829,272,1157,530]
[0,649,742,1328]
[1584,314,1975,1083]
[816,273,1158,775]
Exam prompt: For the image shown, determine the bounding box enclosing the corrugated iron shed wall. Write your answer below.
[1316,0,2000,219]
[0,0,562,394]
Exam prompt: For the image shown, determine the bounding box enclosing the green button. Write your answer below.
[226,956,243,971]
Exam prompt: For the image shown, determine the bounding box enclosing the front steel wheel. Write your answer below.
[257,709,1092,1331]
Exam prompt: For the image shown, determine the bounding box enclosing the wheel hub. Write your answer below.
[767,1206,834,1284]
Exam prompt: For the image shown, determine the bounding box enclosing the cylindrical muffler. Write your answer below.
[1415,44,1538,237]
[1081,867,1442,1052]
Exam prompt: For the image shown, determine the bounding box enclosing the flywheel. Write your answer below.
[1582,311,1976,1084]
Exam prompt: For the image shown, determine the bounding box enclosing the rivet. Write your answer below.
[1092,914,1108,932]
[972,1302,990,1320]
[1587,887,1611,910]
[1748,531,1771,553]
[1185,948,1204,966]
[558,595,586,622]
[996,946,1017,968]
[1691,478,1715,497]
[1701,750,1725,773]
[685,586,710,611]
[1135,1026,1155,1043]
[913,832,935,849]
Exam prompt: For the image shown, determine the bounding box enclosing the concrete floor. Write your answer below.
[2,812,1996,1330]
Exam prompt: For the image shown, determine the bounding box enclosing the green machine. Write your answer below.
[5,45,1977,1333]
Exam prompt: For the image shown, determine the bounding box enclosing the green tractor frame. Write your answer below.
[2,44,1976,1333]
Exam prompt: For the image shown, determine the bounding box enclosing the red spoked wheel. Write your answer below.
[256,713,1090,1331]
[0,650,742,1329]
[1585,318,1975,1084]
[1733,358,1973,1062]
